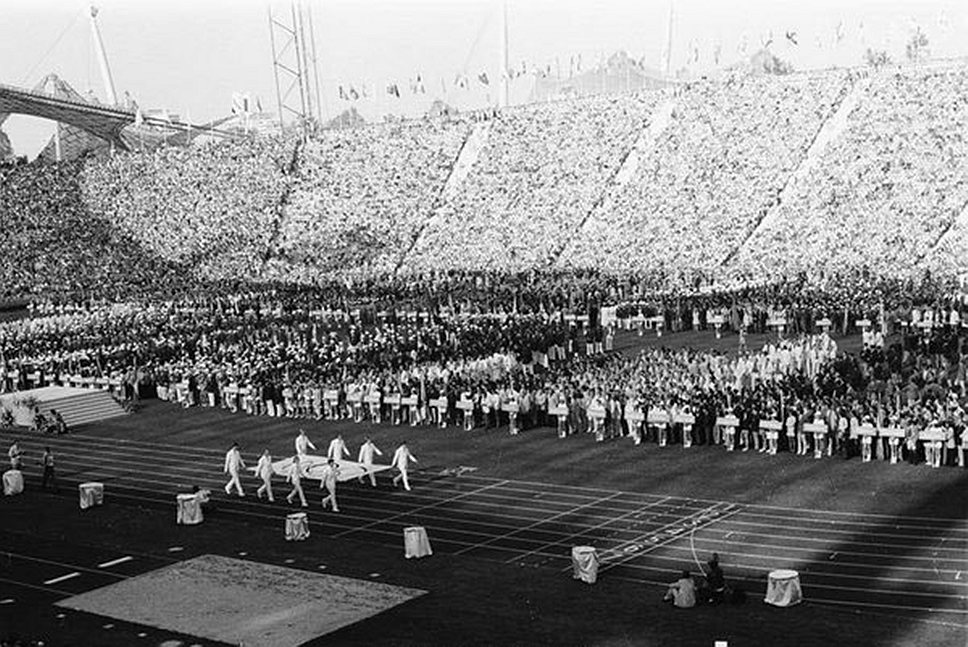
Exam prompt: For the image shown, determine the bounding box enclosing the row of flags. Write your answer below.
[336,55,588,102]
[334,15,951,102]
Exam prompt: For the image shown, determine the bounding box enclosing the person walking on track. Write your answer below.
[327,433,350,461]
[255,448,275,502]
[223,442,246,497]
[295,429,316,457]
[319,458,341,512]
[391,441,418,491]
[286,454,308,507]
[357,436,383,487]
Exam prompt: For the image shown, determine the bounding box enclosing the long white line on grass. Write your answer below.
[43,572,80,585]
[4,552,129,580]
[97,556,133,568]
[0,576,72,597]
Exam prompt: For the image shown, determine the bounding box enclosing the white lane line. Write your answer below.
[14,432,964,531]
[455,492,625,556]
[43,572,80,585]
[333,480,510,538]
[513,496,676,565]
[97,556,133,568]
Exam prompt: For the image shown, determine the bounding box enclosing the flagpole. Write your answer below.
[499,0,509,108]
[664,0,675,78]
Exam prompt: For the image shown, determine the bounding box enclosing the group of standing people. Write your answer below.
[7,440,57,491]
[222,430,419,511]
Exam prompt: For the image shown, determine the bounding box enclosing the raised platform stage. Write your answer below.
[0,386,128,428]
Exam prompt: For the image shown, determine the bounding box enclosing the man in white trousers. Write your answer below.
[357,436,383,487]
[327,433,350,461]
[391,441,417,491]
[295,429,317,457]
[255,449,275,502]
[319,458,340,512]
[286,454,308,507]
[223,442,246,497]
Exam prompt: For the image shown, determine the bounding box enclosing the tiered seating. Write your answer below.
[81,136,295,280]
[560,72,848,277]
[730,66,968,279]
[269,119,471,277]
[408,94,659,271]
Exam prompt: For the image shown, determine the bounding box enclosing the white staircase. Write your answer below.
[0,386,128,428]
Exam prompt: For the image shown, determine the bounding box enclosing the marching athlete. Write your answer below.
[295,429,317,457]
[319,458,341,512]
[327,433,350,461]
[391,440,418,491]
[357,436,383,487]
[223,442,246,497]
[286,454,308,507]
[255,448,275,502]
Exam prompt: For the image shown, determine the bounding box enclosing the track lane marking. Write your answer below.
[97,556,133,568]
[43,572,80,585]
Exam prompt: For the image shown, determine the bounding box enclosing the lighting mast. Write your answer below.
[89,5,119,105]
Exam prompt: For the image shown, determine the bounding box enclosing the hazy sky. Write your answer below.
[2,0,965,157]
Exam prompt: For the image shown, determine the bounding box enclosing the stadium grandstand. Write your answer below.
[0,2,965,647]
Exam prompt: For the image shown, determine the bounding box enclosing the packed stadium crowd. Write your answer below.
[561,71,848,275]
[411,93,659,270]
[0,65,963,304]
[733,65,968,279]
[0,63,964,468]
[1,277,964,466]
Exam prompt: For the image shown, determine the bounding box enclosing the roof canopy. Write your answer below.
[0,82,135,150]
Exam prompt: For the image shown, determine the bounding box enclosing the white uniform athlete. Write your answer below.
[357,437,383,487]
[319,458,340,512]
[255,449,275,502]
[223,443,246,497]
[327,434,350,461]
[391,441,418,491]
[295,429,317,457]
[286,454,308,507]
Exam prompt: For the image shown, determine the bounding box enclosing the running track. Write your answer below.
[2,431,966,628]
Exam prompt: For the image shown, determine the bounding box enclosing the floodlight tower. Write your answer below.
[89,5,118,105]
[269,0,323,131]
